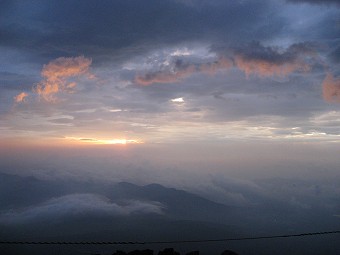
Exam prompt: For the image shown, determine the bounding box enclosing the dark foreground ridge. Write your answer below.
[111,248,238,255]
[1,230,339,245]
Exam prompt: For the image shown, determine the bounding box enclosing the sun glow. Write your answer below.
[65,137,143,145]
[100,139,140,145]
[170,97,184,103]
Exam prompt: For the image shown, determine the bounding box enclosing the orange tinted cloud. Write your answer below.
[135,58,233,86]
[14,92,29,103]
[322,73,340,103]
[233,42,313,77]
[234,55,310,77]
[34,56,92,102]
[135,43,315,86]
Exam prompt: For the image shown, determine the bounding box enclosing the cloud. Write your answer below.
[135,57,233,86]
[232,42,313,77]
[0,194,164,224]
[135,42,315,85]
[199,57,233,75]
[234,56,308,77]
[33,56,92,102]
[135,59,197,85]
[0,1,277,64]
[322,73,340,103]
[14,92,28,103]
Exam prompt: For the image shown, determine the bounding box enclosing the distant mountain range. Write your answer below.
[0,172,244,255]
[1,172,339,255]
[0,172,240,240]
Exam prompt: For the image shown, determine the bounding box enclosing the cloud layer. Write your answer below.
[0,194,164,224]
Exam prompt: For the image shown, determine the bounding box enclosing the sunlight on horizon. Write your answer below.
[64,136,144,145]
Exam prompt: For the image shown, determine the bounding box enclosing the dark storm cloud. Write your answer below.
[287,0,340,6]
[0,0,281,64]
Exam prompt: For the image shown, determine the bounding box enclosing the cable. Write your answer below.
[0,230,339,245]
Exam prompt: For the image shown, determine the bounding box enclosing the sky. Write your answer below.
[1,0,340,183]
[0,0,339,146]
[1,1,340,254]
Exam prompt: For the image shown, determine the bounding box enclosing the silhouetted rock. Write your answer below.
[158,248,180,255]
[221,250,239,255]
[128,249,153,255]
[112,251,127,255]
[186,251,199,255]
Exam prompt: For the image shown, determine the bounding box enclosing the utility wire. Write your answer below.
[0,230,339,245]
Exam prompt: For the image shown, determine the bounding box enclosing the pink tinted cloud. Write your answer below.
[14,92,29,103]
[322,73,340,103]
[34,56,92,102]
